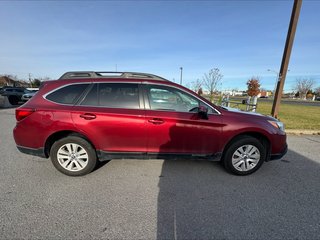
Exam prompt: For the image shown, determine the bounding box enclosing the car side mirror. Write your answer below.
[198,106,208,119]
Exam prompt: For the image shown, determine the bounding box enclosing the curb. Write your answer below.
[286,130,320,135]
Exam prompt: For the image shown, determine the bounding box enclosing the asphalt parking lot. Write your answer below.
[1,108,320,239]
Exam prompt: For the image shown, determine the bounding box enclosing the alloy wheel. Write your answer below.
[57,143,89,172]
[231,144,260,172]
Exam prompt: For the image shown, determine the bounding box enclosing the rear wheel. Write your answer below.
[50,136,97,176]
[223,136,266,175]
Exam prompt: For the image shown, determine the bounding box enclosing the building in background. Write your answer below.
[0,76,28,87]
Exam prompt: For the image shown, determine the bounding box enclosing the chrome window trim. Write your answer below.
[43,81,142,107]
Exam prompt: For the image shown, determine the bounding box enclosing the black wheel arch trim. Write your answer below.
[221,133,271,161]
[44,130,97,158]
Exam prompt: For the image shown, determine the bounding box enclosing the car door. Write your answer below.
[71,82,147,154]
[143,84,223,156]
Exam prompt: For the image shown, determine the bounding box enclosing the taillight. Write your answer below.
[16,108,35,121]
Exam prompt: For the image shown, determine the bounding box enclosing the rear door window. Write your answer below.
[80,83,140,109]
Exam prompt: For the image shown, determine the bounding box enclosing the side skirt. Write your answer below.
[97,151,222,162]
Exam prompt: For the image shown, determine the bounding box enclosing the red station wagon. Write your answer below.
[13,71,287,176]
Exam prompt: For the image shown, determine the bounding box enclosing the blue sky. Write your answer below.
[0,0,319,91]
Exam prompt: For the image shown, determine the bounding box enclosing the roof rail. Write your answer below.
[59,71,168,81]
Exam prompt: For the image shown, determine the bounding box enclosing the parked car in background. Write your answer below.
[21,89,38,102]
[0,87,27,105]
[13,71,287,176]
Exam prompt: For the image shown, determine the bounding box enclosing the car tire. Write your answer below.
[50,136,97,176]
[223,136,265,175]
[8,95,19,105]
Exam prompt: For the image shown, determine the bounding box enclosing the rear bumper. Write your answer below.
[269,143,288,161]
[16,145,46,158]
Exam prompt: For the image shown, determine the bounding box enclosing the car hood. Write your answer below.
[221,106,276,121]
[221,106,262,115]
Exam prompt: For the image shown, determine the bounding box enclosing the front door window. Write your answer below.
[148,86,199,112]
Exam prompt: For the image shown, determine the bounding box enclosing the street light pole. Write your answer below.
[267,69,279,98]
[180,67,183,85]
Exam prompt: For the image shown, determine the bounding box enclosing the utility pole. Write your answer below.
[268,69,290,98]
[180,67,183,85]
[28,73,32,87]
[271,0,302,118]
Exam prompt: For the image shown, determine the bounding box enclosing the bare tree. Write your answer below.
[202,68,223,102]
[191,79,203,94]
[294,78,315,100]
[33,76,51,86]
[31,79,42,87]
[314,86,320,96]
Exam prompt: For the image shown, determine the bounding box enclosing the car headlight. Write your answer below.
[268,120,285,132]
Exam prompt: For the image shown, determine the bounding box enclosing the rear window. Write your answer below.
[46,84,89,105]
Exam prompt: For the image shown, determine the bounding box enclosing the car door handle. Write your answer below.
[148,118,164,125]
[80,113,96,120]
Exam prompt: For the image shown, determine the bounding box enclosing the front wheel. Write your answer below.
[50,136,97,176]
[223,136,266,175]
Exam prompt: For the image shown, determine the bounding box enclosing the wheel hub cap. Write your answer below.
[57,143,89,172]
[231,144,260,172]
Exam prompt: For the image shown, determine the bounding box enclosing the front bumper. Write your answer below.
[269,143,288,161]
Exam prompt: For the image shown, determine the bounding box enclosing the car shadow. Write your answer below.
[94,160,110,171]
[156,149,320,239]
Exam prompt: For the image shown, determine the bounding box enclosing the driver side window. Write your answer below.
[147,85,199,112]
